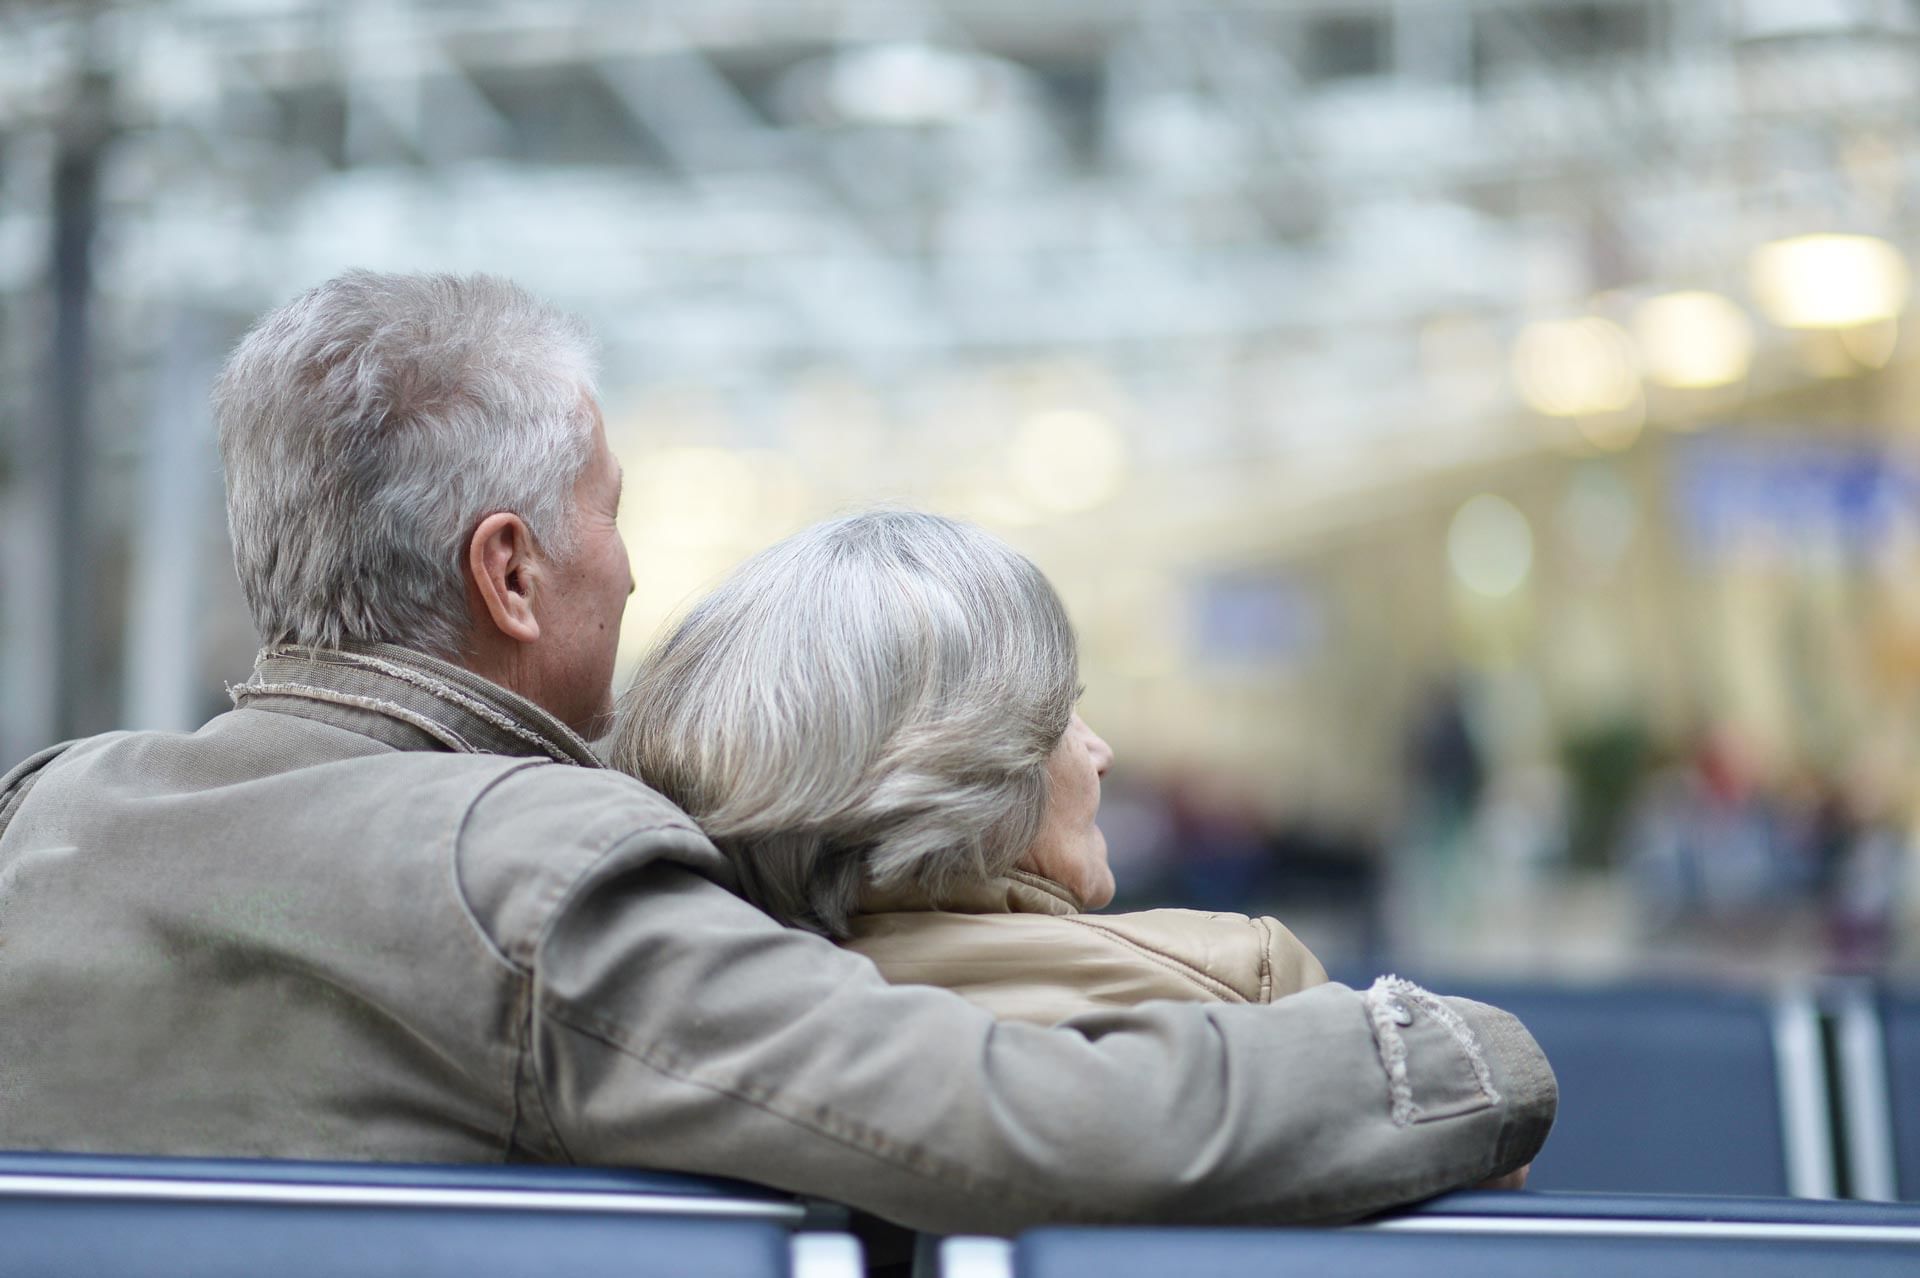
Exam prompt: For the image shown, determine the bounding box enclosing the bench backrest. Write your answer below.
[1012,1227,1920,1278]
[0,1151,823,1278]
[1435,983,1826,1195]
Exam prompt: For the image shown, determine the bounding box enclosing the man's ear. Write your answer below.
[468,512,541,644]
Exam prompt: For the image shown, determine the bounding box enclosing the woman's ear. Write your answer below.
[467,512,541,644]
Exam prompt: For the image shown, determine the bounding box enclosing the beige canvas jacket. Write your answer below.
[844,870,1330,1024]
[0,644,1554,1234]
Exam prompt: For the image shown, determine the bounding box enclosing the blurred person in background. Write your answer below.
[616,509,1329,1024]
[0,270,1551,1231]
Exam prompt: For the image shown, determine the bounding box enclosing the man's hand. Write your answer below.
[1475,1163,1530,1191]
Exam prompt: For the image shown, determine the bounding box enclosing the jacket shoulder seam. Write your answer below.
[451,762,709,977]
[525,818,717,962]
[1251,916,1275,1003]
[1058,915,1250,1004]
[446,759,561,977]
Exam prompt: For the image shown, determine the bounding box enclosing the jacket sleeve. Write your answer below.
[523,826,1556,1236]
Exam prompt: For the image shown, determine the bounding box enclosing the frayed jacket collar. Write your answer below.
[230,643,602,767]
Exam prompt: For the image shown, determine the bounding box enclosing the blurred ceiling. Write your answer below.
[2,0,1919,749]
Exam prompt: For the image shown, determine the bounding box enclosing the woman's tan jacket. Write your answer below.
[842,869,1329,1025]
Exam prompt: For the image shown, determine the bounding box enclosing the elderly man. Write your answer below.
[0,271,1552,1234]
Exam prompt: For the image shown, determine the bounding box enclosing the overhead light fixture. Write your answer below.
[1749,233,1910,329]
[1511,317,1640,417]
[1632,291,1754,389]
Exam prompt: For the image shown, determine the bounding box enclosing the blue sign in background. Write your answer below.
[1672,436,1920,560]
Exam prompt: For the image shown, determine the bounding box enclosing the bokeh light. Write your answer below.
[1749,233,1910,330]
[1007,409,1128,515]
[1570,392,1647,454]
[1448,494,1535,598]
[1632,291,1754,389]
[1511,317,1641,417]
[1558,465,1638,571]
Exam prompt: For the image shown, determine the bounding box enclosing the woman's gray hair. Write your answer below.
[215,270,598,658]
[613,510,1079,938]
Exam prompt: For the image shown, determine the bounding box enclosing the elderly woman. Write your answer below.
[612,509,1326,1024]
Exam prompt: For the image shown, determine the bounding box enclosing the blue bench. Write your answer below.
[0,1151,858,1278]
[935,1195,1920,1278]
[1883,991,1920,1199]
[1431,982,1831,1196]
[1005,1225,1920,1277]
[1374,1187,1920,1235]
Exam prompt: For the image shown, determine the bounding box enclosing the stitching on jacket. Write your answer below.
[1059,916,1249,1004]
[1411,982,1501,1103]
[444,766,714,978]
[525,821,725,965]
[1363,975,1500,1126]
[425,761,533,1156]
[501,965,532,1158]
[1004,868,1084,911]
[525,983,579,1165]
[1251,916,1275,1004]
[234,682,479,755]
[1365,980,1417,1125]
[462,800,715,1162]
[446,760,566,977]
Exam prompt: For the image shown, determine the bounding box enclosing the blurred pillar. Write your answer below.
[0,393,58,764]
[48,71,113,740]
[2,66,113,762]
[122,316,218,733]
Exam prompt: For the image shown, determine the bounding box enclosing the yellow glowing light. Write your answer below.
[1007,410,1127,515]
[1632,291,1754,389]
[1448,494,1534,599]
[1750,233,1910,329]
[1511,317,1640,417]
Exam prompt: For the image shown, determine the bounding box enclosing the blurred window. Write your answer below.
[468,64,668,167]
[1471,2,1654,85]
[1304,14,1389,83]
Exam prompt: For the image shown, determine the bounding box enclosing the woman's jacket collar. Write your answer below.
[856,867,1086,917]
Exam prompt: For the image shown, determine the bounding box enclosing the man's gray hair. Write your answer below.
[613,510,1078,938]
[215,270,598,658]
